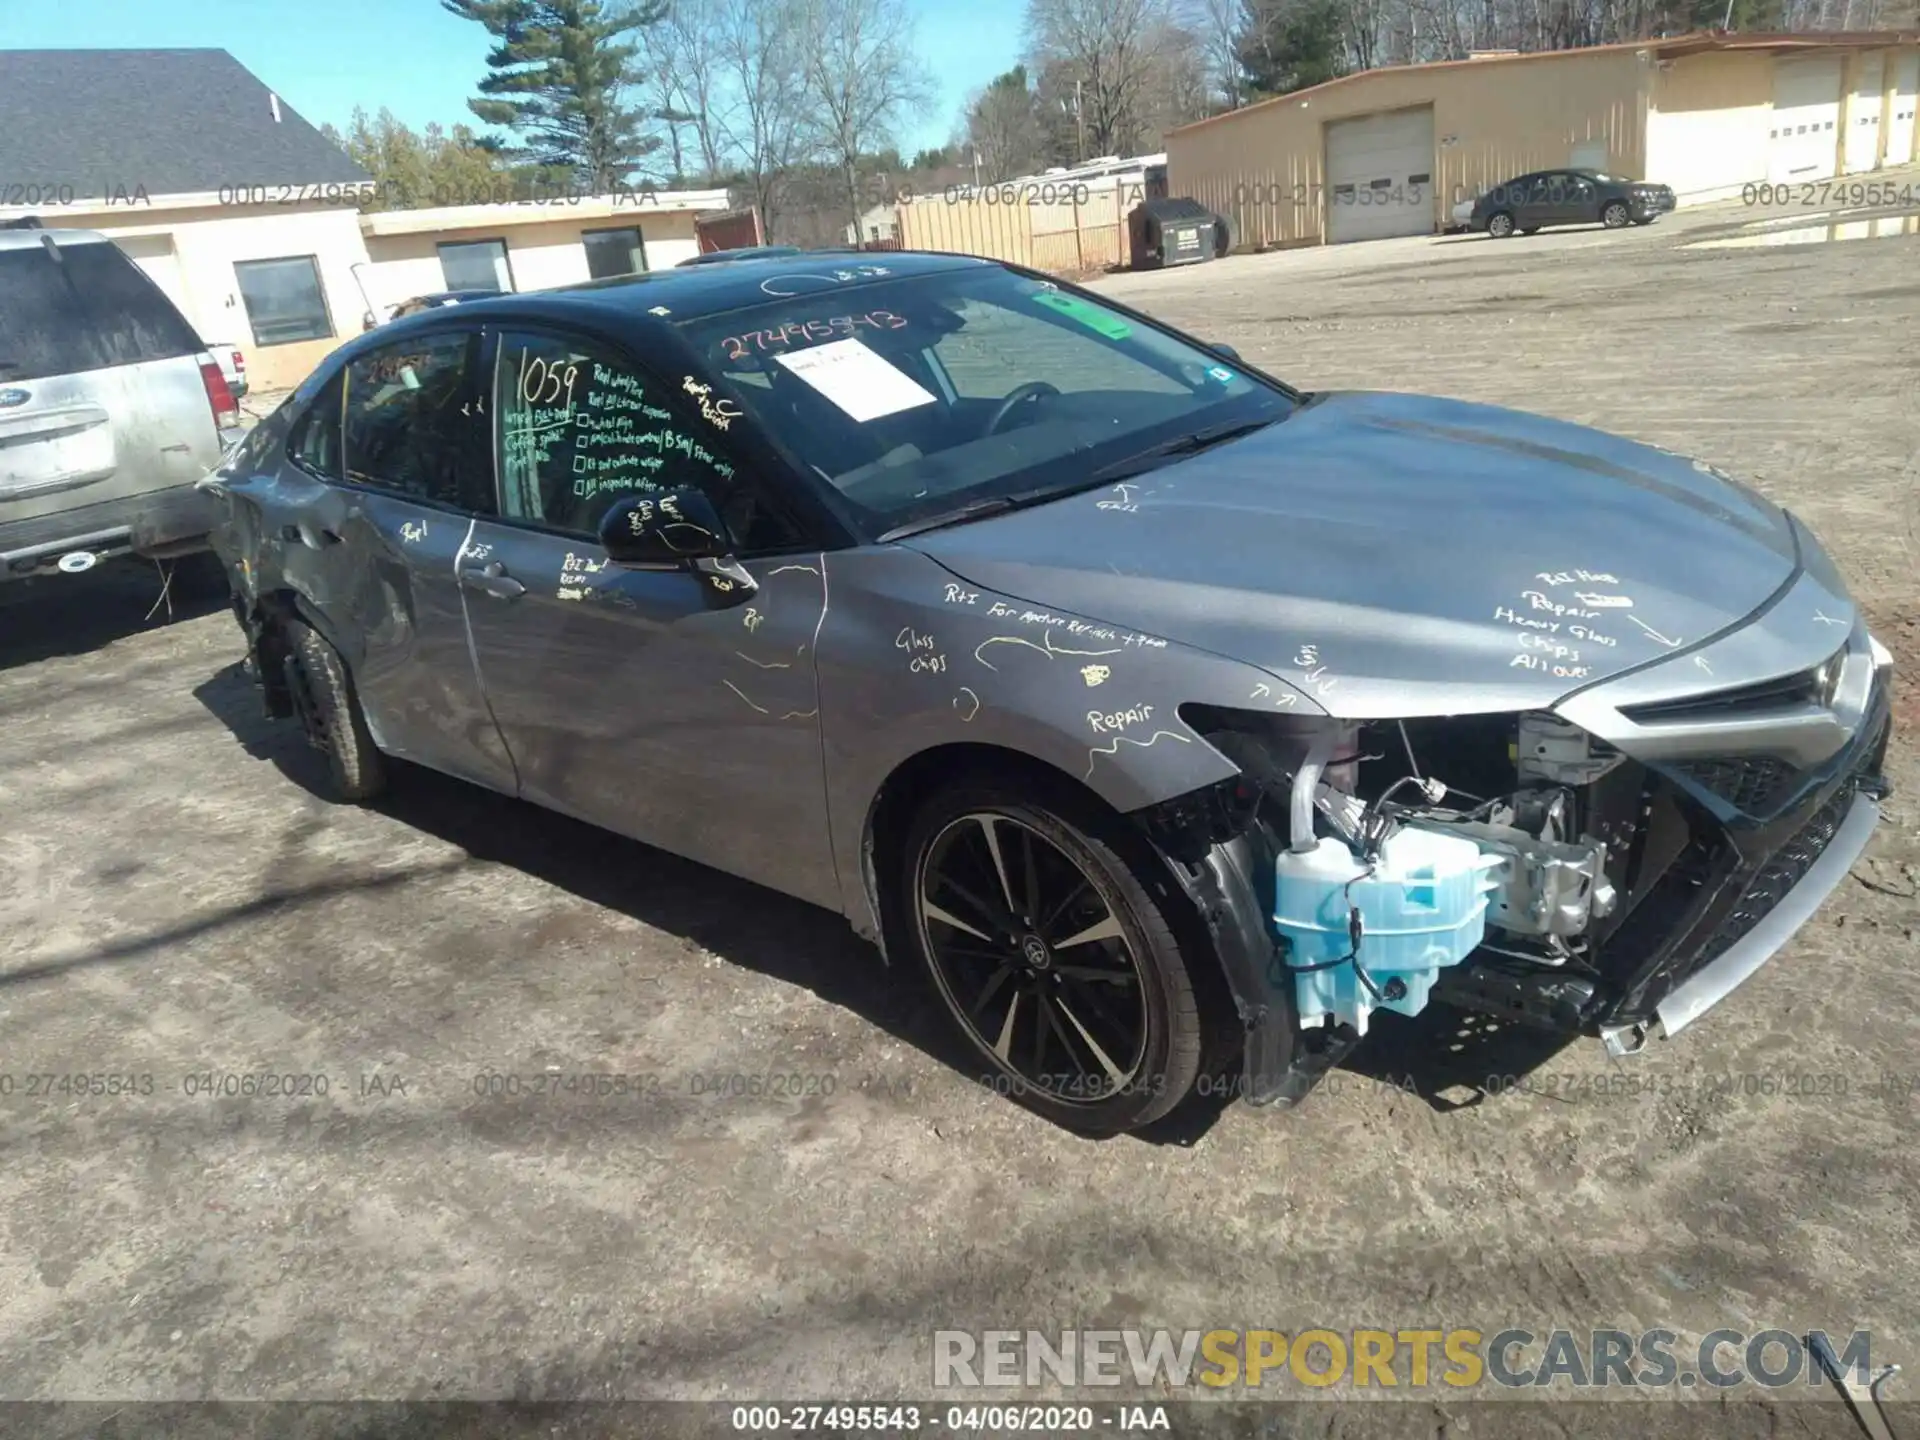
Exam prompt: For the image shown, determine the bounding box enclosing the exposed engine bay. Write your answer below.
[1140,692,1891,1108]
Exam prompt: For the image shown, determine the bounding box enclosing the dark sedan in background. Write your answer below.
[1465,169,1677,237]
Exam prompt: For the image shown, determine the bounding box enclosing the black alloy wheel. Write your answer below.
[902,781,1204,1133]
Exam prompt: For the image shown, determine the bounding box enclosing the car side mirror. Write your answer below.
[1210,342,1241,362]
[597,487,758,601]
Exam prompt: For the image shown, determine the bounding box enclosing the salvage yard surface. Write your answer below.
[2,191,1917,1422]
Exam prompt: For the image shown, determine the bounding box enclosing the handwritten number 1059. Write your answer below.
[515,349,580,407]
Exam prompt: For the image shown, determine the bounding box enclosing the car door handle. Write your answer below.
[459,559,526,600]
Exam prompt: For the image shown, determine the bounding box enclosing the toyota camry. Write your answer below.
[201,251,1894,1135]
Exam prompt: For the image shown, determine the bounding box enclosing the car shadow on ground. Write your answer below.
[192,657,1586,1147]
[0,558,229,670]
[189,660,995,1113]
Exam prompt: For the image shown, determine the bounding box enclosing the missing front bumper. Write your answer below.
[1653,789,1881,1039]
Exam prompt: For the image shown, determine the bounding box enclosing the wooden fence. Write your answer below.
[894,178,1151,276]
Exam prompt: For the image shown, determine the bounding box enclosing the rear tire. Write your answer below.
[897,775,1205,1134]
[1486,212,1517,238]
[281,618,387,803]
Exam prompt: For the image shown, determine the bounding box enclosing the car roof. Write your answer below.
[327,248,1001,372]
[534,248,992,323]
[0,226,116,250]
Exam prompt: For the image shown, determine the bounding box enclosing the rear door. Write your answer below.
[256,325,516,792]
[0,235,218,525]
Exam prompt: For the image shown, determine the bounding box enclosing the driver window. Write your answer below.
[492,330,800,553]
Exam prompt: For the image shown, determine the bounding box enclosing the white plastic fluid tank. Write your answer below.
[1274,828,1499,1035]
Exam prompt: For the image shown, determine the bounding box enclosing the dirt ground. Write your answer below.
[2,186,1917,1427]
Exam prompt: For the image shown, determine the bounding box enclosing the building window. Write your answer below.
[233,256,334,345]
[581,226,647,279]
[438,238,514,292]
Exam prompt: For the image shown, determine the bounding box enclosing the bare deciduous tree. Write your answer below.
[795,0,934,232]
[966,66,1047,181]
[710,0,813,237]
[1024,0,1177,156]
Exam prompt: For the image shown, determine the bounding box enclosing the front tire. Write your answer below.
[899,777,1205,1134]
[1486,212,1517,239]
[1602,200,1632,228]
[281,618,387,803]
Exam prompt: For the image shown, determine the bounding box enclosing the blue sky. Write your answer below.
[3,0,1022,162]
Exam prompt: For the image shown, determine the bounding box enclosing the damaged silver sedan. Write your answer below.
[201,251,1895,1135]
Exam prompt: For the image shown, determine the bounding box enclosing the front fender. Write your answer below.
[815,546,1322,939]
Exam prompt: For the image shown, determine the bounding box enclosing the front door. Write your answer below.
[457,325,841,909]
[1563,174,1599,224]
[268,328,516,793]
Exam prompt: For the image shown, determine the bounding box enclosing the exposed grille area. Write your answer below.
[1668,753,1801,816]
[1600,696,1890,1023]
[1689,777,1860,972]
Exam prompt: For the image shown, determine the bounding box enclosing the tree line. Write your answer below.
[320,0,1914,244]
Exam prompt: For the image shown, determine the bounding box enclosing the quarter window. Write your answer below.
[341,331,495,511]
[493,330,799,552]
[234,256,335,345]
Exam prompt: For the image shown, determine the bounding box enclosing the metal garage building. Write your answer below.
[1168,30,1920,248]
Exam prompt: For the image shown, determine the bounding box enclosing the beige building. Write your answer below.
[1167,31,1920,248]
[0,47,732,391]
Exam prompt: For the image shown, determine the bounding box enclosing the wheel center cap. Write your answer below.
[1020,934,1051,970]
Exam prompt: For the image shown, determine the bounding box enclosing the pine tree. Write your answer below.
[442,0,666,193]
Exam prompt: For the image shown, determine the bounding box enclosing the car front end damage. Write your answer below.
[1131,611,1894,1108]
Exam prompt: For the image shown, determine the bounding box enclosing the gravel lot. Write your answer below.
[2,186,1917,1430]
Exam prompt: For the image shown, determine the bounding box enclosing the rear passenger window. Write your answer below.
[341,331,495,512]
[0,239,203,382]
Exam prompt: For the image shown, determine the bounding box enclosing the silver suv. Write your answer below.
[0,225,240,585]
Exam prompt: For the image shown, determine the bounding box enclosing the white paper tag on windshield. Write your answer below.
[772,337,936,423]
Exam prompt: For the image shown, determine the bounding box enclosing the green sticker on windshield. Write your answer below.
[1030,290,1133,340]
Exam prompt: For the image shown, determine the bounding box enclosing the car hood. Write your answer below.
[901,390,1808,718]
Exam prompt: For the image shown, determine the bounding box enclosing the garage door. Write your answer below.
[1844,52,1885,174]
[1325,107,1435,244]
[1770,56,1843,184]
[1887,53,1919,168]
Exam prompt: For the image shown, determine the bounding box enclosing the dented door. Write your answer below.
[452,324,837,908]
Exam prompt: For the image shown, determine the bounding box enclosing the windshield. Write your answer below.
[673,264,1296,536]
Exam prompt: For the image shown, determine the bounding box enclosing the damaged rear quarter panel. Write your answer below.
[814,546,1322,938]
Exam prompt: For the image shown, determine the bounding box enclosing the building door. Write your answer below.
[1886,53,1919,168]
[1770,56,1844,184]
[1845,52,1886,174]
[1325,107,1436,243]
[112,234,196,329]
